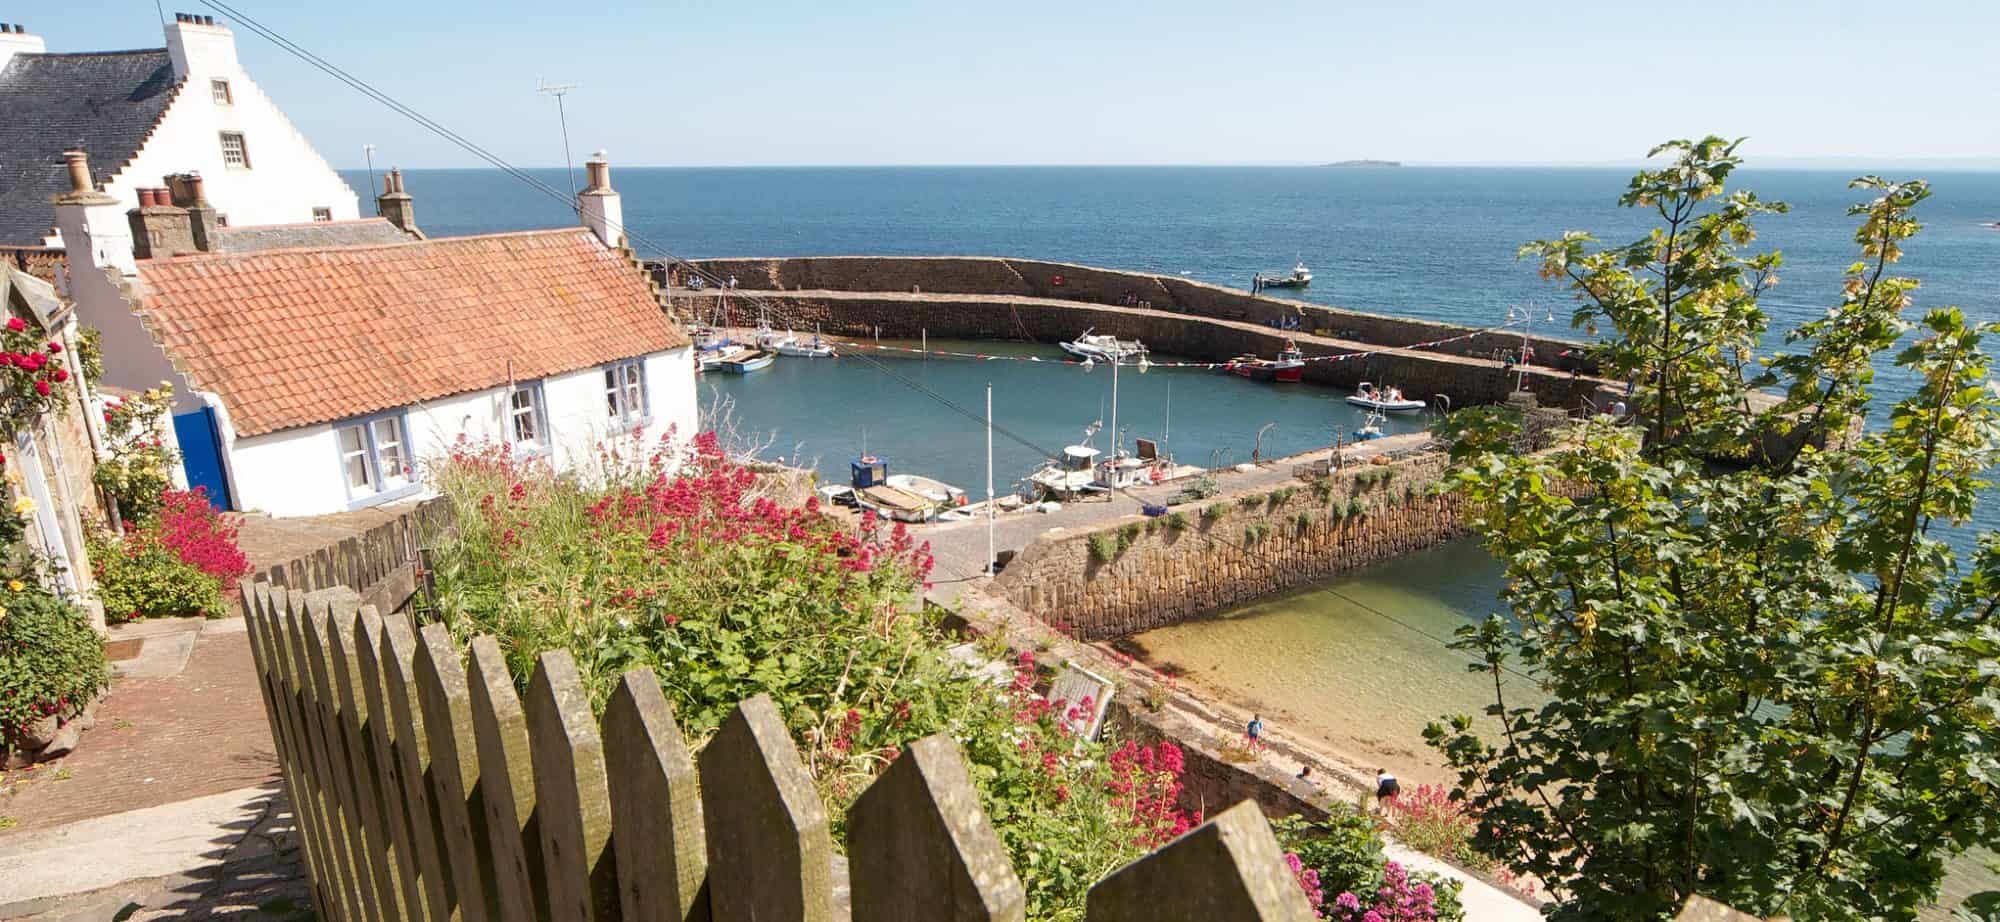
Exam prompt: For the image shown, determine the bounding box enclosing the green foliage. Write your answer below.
[0,584,107,744]
[1166,475,1220,506]
[1312,478,1338,503]
[1203,502,1230,522]
[1431,139,2000,920]
[1243,521,1273,545]
[1268,486,1299,507]
[93,386,178,524]
[1275,811,1466,922]
[1118,522,1143,549]
[1293,510,1315,534]
[74,327,104,386]
[1165,510,1190,532]
[1344,498,1365,518]
[1088,533,1117,563]
[1238,494,1264,510]
[89,531,225,622]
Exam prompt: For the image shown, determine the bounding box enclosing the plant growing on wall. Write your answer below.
[0,313,77,575]
[93,385,178,525]
[0,583,108,750]
[1428,138,2000,919]
[1088,532,1118,563]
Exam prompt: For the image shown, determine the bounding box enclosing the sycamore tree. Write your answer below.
[1426,137,2000,920]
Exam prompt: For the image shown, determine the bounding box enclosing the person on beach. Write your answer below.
[1297,765,1312,782]
[1375,768,1400,800]
[1247,714,1264,741]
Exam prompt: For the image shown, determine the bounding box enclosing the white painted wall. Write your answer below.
[224,345,698,517]
[34,19,359,247]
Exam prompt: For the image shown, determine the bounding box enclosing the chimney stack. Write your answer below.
[166,172,220,251]
[0,22,45,76]
[51,151,136,275]
[164,11,237,81]
[377,169,420,236]
[128,183,196,260]
[577,150,624,250]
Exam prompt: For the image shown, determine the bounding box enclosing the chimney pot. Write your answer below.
[139,188,156,207]
[62,150,91,194]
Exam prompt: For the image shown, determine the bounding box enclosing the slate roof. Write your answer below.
[132,229,688,437]
[209,218,416,254]
[0,49,178,246]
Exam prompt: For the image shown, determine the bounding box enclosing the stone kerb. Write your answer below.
[237,576,1327,922]
[994,447,1462,641]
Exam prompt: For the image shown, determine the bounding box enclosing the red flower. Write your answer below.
[34,380,50,396]
[52,368,68,383]
[5,317,25,332]
[45,341,62,354]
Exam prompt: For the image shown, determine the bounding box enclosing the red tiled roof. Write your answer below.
[134,228,688,437]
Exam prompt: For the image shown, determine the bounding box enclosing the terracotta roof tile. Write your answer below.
[134,228,687,437]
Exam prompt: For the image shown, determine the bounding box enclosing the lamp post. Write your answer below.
[1505,305,1557,394]
[363,144,377,215]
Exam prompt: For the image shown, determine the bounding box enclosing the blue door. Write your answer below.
[171,406,235,511]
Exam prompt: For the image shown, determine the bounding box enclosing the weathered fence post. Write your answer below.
[1085,801,1314,922]
[847,733,1025,922]
[466,636,550,922]
[524,650,621,920]
[413,624,500,920]
[281,589,378,922]
[602,668,709,922]
[354,609,451,922]
[302,590,401,922]
[323,595,418,921]
[242,582,346,922]
[377,615,462,920]
[698,694,836,922]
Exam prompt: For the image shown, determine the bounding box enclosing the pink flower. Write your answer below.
[45,341,62,353]
[6,317,25,332]
[34,380,50,396]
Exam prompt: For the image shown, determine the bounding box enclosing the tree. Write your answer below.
[1426,137,2000,920]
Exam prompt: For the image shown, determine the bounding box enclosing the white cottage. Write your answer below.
[0,12,362,262]
[58,154,698,517]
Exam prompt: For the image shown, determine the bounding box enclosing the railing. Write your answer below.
[238,579,1323,921]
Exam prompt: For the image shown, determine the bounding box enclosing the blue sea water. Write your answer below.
[353,164,2000,547]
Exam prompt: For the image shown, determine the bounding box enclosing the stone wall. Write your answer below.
[664,255,1595,372]
[994,448,1468,640]
[681,288,1612,412]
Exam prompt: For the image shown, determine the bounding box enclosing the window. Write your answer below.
[220,131,250,168]
[508,383,548,453]
[312,207,332,222]
[210,79,232,104]
[334,412,415,505]
[604,359,648,425]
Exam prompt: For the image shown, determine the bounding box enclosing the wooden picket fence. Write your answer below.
[238,577,1323,922]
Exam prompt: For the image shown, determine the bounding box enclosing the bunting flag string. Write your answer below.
[801,319,1534,370]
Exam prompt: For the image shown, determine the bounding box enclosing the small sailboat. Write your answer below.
[1059,328,1148,365]
[1221,339,1306,383]
[1344,382,1425,413]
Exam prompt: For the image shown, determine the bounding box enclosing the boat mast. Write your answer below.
[985,382,995,576]
[1110,351,1120,459]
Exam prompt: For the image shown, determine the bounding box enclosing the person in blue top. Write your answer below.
[1247,714,1264,741]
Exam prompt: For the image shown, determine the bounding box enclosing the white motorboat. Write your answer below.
[773,328,837,358]
[886,473,968,509]
[1344,382,1426,413]
[1059,329,1148,365]
[848,456,964,523]
[1028,423,1106,499]
[1253,260,1313,292]
[1352,409,1388,441]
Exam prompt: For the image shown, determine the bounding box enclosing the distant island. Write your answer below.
[1322,159,1401,168]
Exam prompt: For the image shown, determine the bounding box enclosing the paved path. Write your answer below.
[0,619,276,835]
[232,504,414,574]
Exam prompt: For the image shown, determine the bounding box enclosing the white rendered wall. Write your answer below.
[35,21,359,247]
[225,346,699,516]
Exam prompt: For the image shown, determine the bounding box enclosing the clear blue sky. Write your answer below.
[34,0,2000,168]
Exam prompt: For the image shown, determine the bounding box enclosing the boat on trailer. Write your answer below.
[1059,329,1149,365]
[1344,382,1425,413]
[849,456,963,523]
[1222,340,1306,383]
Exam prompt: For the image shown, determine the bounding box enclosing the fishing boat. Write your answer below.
[1352,409,1388,441]
[1059,328,1148,365]
[1027,423,1106,500]
[1344,382,1425,413]
[773,327,837,358]
[1253,261,1313,292]
[1221,340,1306,383]
[1094,438,1172,490]
[713,348,775,374]
[849,456,962,522]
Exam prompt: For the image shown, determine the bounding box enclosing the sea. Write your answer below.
[362,166,2000,907]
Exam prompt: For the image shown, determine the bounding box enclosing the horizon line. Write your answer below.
[331,159,2000,172]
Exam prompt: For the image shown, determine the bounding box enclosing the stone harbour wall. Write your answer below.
[994,448,1469,641]
[665,255,1595,372]
[680,288,1613,412]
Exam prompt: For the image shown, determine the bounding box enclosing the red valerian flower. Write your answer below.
[6,317,25,332]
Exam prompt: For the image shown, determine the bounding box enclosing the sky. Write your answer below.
[30,0,2000,169]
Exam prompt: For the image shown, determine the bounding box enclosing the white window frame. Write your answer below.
[210,78,232,104]
[334,411,420,508]
[604,358,650,426]
[220,131,250,168]
[507,381,550,455]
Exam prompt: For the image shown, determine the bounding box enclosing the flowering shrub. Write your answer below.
[426,433,1200,920]
[92,385,177,524]
[1378,784,1481,868]
[0,583,107,746]
[0,314,76,569]
[152,488,249,583]
[1275,810,1464,922]
[1327,861,1438,922]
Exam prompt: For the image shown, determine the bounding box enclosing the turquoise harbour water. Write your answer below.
[378,166,1998,907]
